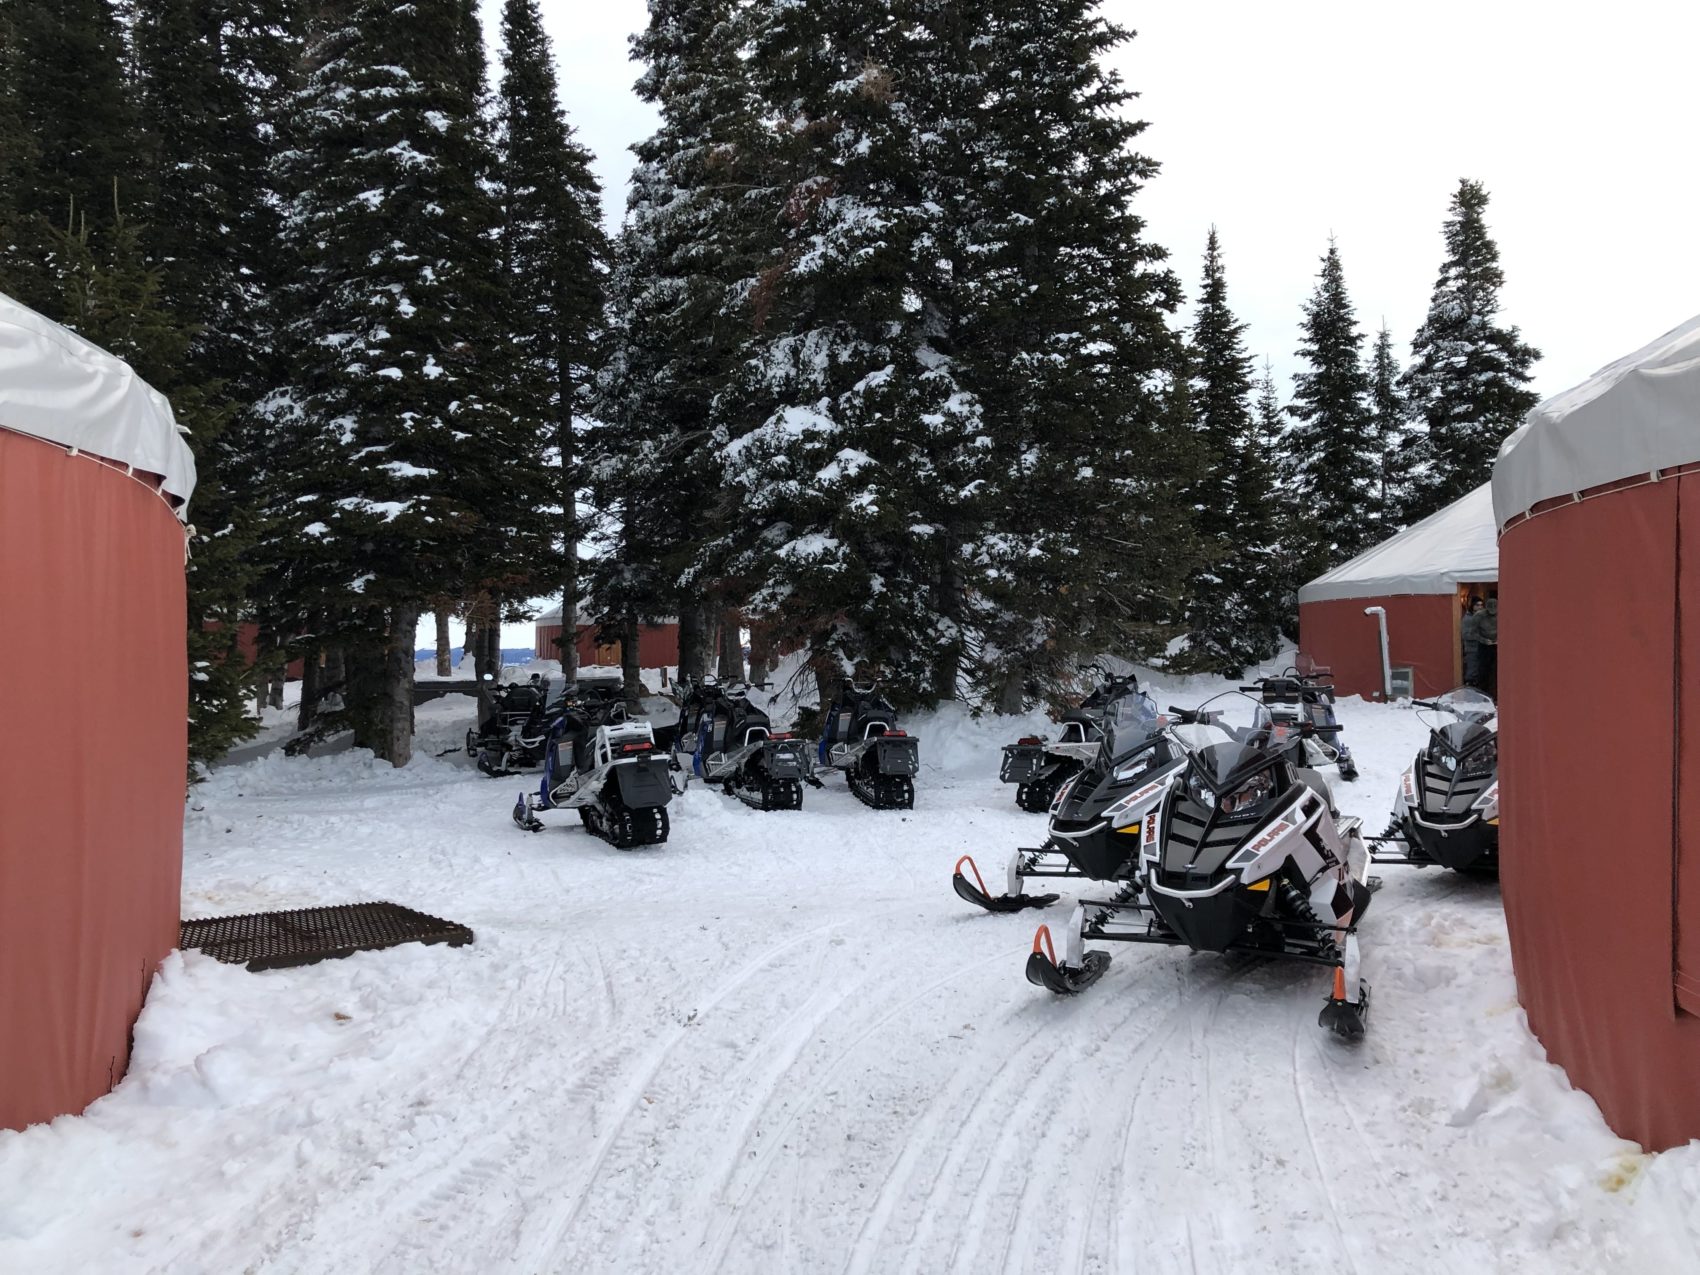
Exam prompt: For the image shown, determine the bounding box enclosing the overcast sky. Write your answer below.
[456,0,1700,651]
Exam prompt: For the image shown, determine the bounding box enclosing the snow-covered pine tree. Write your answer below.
[715,0,980,705]
[926,0,1193,710]
[1366,322,1414,527]
[131,0,304,766]
[1180,229,1278,674]
[1287,239,1378,585]
[591,0,770,687]
[1,0,139,313]
[268,0,537,764]
[1401,179,1540,519]
[1254,357,1302,633]
[496,0,609,681]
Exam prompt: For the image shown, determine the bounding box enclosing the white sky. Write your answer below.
[452,0,1700,652]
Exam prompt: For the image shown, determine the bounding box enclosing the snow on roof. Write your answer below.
[1493,313,1700,527]
[536,605,678,627]
[1298,484,1497,604]
[0,290,196,516]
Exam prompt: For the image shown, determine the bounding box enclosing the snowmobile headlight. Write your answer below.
[1461,737,1497,779]
[1216,770,1276,823]
[1185,771,1215,809]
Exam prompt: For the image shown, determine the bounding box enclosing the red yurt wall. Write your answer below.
[1298,594,1459,699]
[534,622,679,668]
[0,430,186,1131]
[1498,475,1700,1151]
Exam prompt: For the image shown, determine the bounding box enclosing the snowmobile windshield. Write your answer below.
[1101,690,1160,756]
[1418,687,1496,748]
[1171,693,1276,790]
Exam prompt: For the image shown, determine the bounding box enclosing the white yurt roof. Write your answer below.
[537,606,678,627]
[1297,484,1498,604]
[0,290,196,517]
[1494,313,1700,528]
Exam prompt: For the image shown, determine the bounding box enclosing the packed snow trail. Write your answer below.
[2,686,1698,1274]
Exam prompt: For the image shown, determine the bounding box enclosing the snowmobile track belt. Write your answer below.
[180,901,474,971]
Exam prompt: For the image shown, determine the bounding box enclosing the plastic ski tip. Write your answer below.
[951,856,1058,913]
[1024,926,1110,994]
[1319,980,1371,1041]
[512,795,543,833]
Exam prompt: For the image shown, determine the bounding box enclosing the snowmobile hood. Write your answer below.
[1052,733,1177,826]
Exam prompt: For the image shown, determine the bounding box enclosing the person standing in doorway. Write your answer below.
[1461,597,1485,688]
[1477,595,1500,698]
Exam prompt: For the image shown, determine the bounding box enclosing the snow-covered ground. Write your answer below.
[3,678,1698,1274]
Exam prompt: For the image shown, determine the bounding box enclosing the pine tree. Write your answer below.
[1287,239,1378,583]
[929,0,1193,709]
[1366,323,1414,526]
[1253,358,1302,633]
[132,0,304,766]
[268,0,538,764]
[1401,179,1540,518]
[1182,228,1277,674]
[713,0,979,705]
[496,0,609,681]
[2,0,140,312]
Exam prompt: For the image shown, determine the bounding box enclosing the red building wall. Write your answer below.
[1298,593,1461,699]
[1499,476,1700,1151]
[534,622,680,668]
[0,430,186,1130]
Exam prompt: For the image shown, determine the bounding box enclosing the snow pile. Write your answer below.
[2,686,1698,1272]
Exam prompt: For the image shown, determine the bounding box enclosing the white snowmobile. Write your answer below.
[512,680,674,848]
[1245,666,1359,782]
[1022,692,1376,1040]
[1372,687,1499,872]
[671,678,814,811]
[955,684,1186,912]
[998,665,1146,812]
[815,680,919,809]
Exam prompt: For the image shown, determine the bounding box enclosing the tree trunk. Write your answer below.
[434,609,452,677]
[718,608,745,683]
[620,614,642,713]
[322,643,345,698]
[996,665,1025,716]
[296,643,321,733]
[347,608,417,766]
[483,621,501,679]
[748,622,772,682]
[704,610,721,677]
[268,677,284,711]
[677,604,706,685]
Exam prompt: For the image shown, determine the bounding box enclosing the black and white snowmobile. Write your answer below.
[512,680,673,848]
[1246,666,1359,782]
[1022,692,1376,1040]
[466,673,557,776]
[998,666,1146,812]
[671,678,814,811]
[1373,687,1499,872]
[955,685,1185,912]
[815,680,919,809]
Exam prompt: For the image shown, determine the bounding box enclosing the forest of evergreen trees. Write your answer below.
[0,0,1542,767]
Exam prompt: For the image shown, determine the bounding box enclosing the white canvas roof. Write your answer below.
[1494,313,1700,528]
[0,290,196,517]
[537,606,678,626]
[1298,484,1498,604]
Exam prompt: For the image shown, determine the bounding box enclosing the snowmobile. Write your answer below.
[512,679,673,848]
[1245,666,1359,782]
[998,665,1146,812]
[1372,687,1499,872]
[955,685,1186,913]
[1021,692,1376,1040]
[670,678,814,811]
[816,680,920,809]
[466,673,557,776]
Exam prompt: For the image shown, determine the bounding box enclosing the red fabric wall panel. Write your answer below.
[534,623,680,669]
[1500,480,1700,1151]
[1298,594,1459,699]
[0,430,186,1131]
[1676,474,1700,1016]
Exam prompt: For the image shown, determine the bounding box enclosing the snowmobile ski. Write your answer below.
[951,855,1059,913]
[1024,925,1111,994]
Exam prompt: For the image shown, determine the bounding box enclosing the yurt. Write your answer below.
[0,293,195,1130]
[1493,315,1700,1151]
[1297,484,1498,699]
[534,605,679,668]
